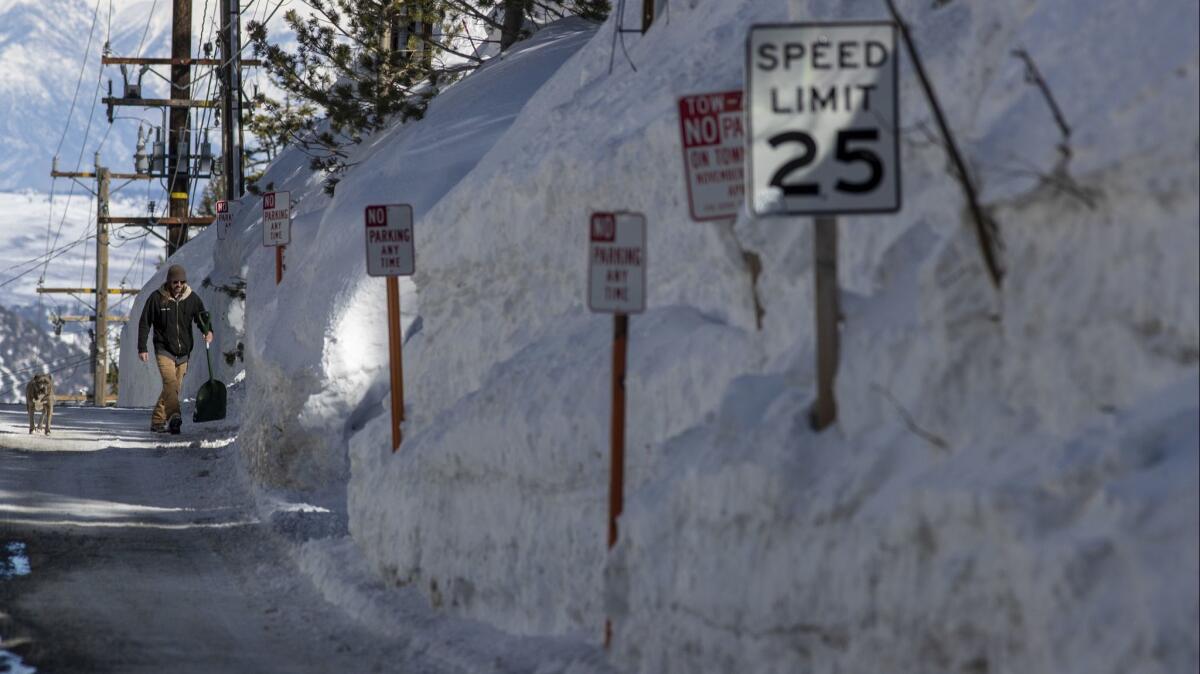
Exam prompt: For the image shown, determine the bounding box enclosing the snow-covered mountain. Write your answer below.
[0,0,176,192]
[8,301,92,352]
[0,0,297,193]
[0,301,92,404]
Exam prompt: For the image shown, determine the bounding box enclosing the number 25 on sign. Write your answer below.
[746,22,900,216]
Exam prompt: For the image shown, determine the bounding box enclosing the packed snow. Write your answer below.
[111,0,1198,672]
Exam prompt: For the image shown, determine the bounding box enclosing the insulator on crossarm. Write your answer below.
[134,127,150,175]
[198,131,213,176]
[151,128,166,175]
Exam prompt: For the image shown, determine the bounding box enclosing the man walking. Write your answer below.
[137,264,213,434]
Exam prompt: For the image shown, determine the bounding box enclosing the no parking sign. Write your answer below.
[364,204,415,277]
[262,191,291,246]
[215,200,233,240]
[588,212,646,314]
[678,91,744,221]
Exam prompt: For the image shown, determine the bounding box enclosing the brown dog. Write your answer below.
[26,373,54,435]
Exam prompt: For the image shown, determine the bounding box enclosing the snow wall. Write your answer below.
[122,0,1200,672]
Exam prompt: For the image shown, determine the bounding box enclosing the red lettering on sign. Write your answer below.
[591,214,616,242]
[721,115,744,141]
[678,91,744,222]
[368,229,411,243]
[366,206,387,227]
[593,247,642,266]
[679,91,744,149]
[683,116,720,147]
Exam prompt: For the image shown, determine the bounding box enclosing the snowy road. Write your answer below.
[0,404,438,673]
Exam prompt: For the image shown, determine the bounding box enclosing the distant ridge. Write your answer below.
[0,302,92,403]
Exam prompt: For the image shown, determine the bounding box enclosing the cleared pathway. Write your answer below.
[0,403,438,673]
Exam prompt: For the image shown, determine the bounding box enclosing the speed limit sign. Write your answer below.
[746,22,900,216]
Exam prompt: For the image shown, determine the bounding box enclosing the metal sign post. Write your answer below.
[746,22,900,430]
[365,204,415,451]
[588,211,646,647]
[262,191,291,284]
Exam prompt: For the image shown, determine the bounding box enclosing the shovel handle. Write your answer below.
[204,335,215,383]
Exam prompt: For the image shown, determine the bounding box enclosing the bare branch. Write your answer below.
[871,383,950,452]
[884,0,1003,289]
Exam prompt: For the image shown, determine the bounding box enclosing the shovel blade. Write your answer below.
[193,379,227,422]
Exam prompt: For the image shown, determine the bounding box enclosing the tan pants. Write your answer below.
[152,354,189,428]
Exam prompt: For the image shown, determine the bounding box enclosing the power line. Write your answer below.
[189,0,221,207]
[119,231,150,287]
[52,0,104,159]
[135,0,161,58]
[2,233,96,293]
[43,4,111,285]
[42,184,81,284]
[79,199,96,289]
[4,355,94,380]
[43,0,104,285]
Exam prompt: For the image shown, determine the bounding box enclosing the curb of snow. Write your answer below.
[294,536,623,674]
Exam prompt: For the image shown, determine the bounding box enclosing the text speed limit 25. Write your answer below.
[746,22,900,216]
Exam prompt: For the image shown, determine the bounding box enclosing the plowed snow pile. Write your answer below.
[121,1,1199,672]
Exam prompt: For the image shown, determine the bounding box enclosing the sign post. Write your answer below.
[262,191,291,284]
[588,211,646,647]
[747,22,900,429]
[812,216,839,428]
[365,204,415,451]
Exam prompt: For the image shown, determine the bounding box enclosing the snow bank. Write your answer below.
[347,0,1199,672]
[241,20,597,488]
[120,0,1199,671]
[125,19,597,485]
[295,536,618,674]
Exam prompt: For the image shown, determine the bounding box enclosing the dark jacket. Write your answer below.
[138,284,209,359]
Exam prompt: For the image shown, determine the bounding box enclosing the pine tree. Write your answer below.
[248,0,608,193]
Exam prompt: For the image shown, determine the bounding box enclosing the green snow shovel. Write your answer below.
[193,313,227,422]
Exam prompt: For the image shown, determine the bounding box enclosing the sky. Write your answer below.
[0,191,160,312]
[0,0,302,313]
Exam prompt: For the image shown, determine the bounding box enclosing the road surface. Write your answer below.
[0,403,439,673]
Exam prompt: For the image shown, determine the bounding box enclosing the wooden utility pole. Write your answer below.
[39,162,139,405]
[220,0,244,200]
[94,168,111,406]
[168,0,192,256]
